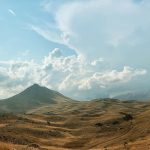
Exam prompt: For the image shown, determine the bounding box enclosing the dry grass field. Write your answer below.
[0,99,150,150]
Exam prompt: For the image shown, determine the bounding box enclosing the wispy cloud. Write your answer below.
[8,9,16,16]
[30,25,63,44]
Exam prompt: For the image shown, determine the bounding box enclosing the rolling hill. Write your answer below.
[0,85,150,149]
[0,98,150,149]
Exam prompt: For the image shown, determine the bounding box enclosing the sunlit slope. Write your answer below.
[0,99,150,149]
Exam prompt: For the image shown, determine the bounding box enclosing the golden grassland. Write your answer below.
[0,142,13,150]
[0,99,150,150]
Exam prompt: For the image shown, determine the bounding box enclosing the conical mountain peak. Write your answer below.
[0,84,71,113]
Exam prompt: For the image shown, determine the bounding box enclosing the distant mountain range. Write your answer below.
[112,91,150,101]
[0,84,72,113]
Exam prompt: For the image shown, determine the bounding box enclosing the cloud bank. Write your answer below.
[0,48,146,99]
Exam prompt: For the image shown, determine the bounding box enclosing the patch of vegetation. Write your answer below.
[95,122,103,127]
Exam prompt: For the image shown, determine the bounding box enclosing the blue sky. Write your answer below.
[0,0,74,61]
[0,0,149,100]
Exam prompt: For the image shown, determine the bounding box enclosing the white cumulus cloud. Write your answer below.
[0,49,147,99]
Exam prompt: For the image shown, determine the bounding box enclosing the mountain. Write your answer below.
[113,91,150,100]
[0,84,72,113]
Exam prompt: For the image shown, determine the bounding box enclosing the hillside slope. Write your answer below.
[0,99,150,149]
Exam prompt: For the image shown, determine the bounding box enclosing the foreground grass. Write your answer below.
[0,142,14,150]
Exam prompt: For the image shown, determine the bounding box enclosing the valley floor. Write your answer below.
[0,99,150,150]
